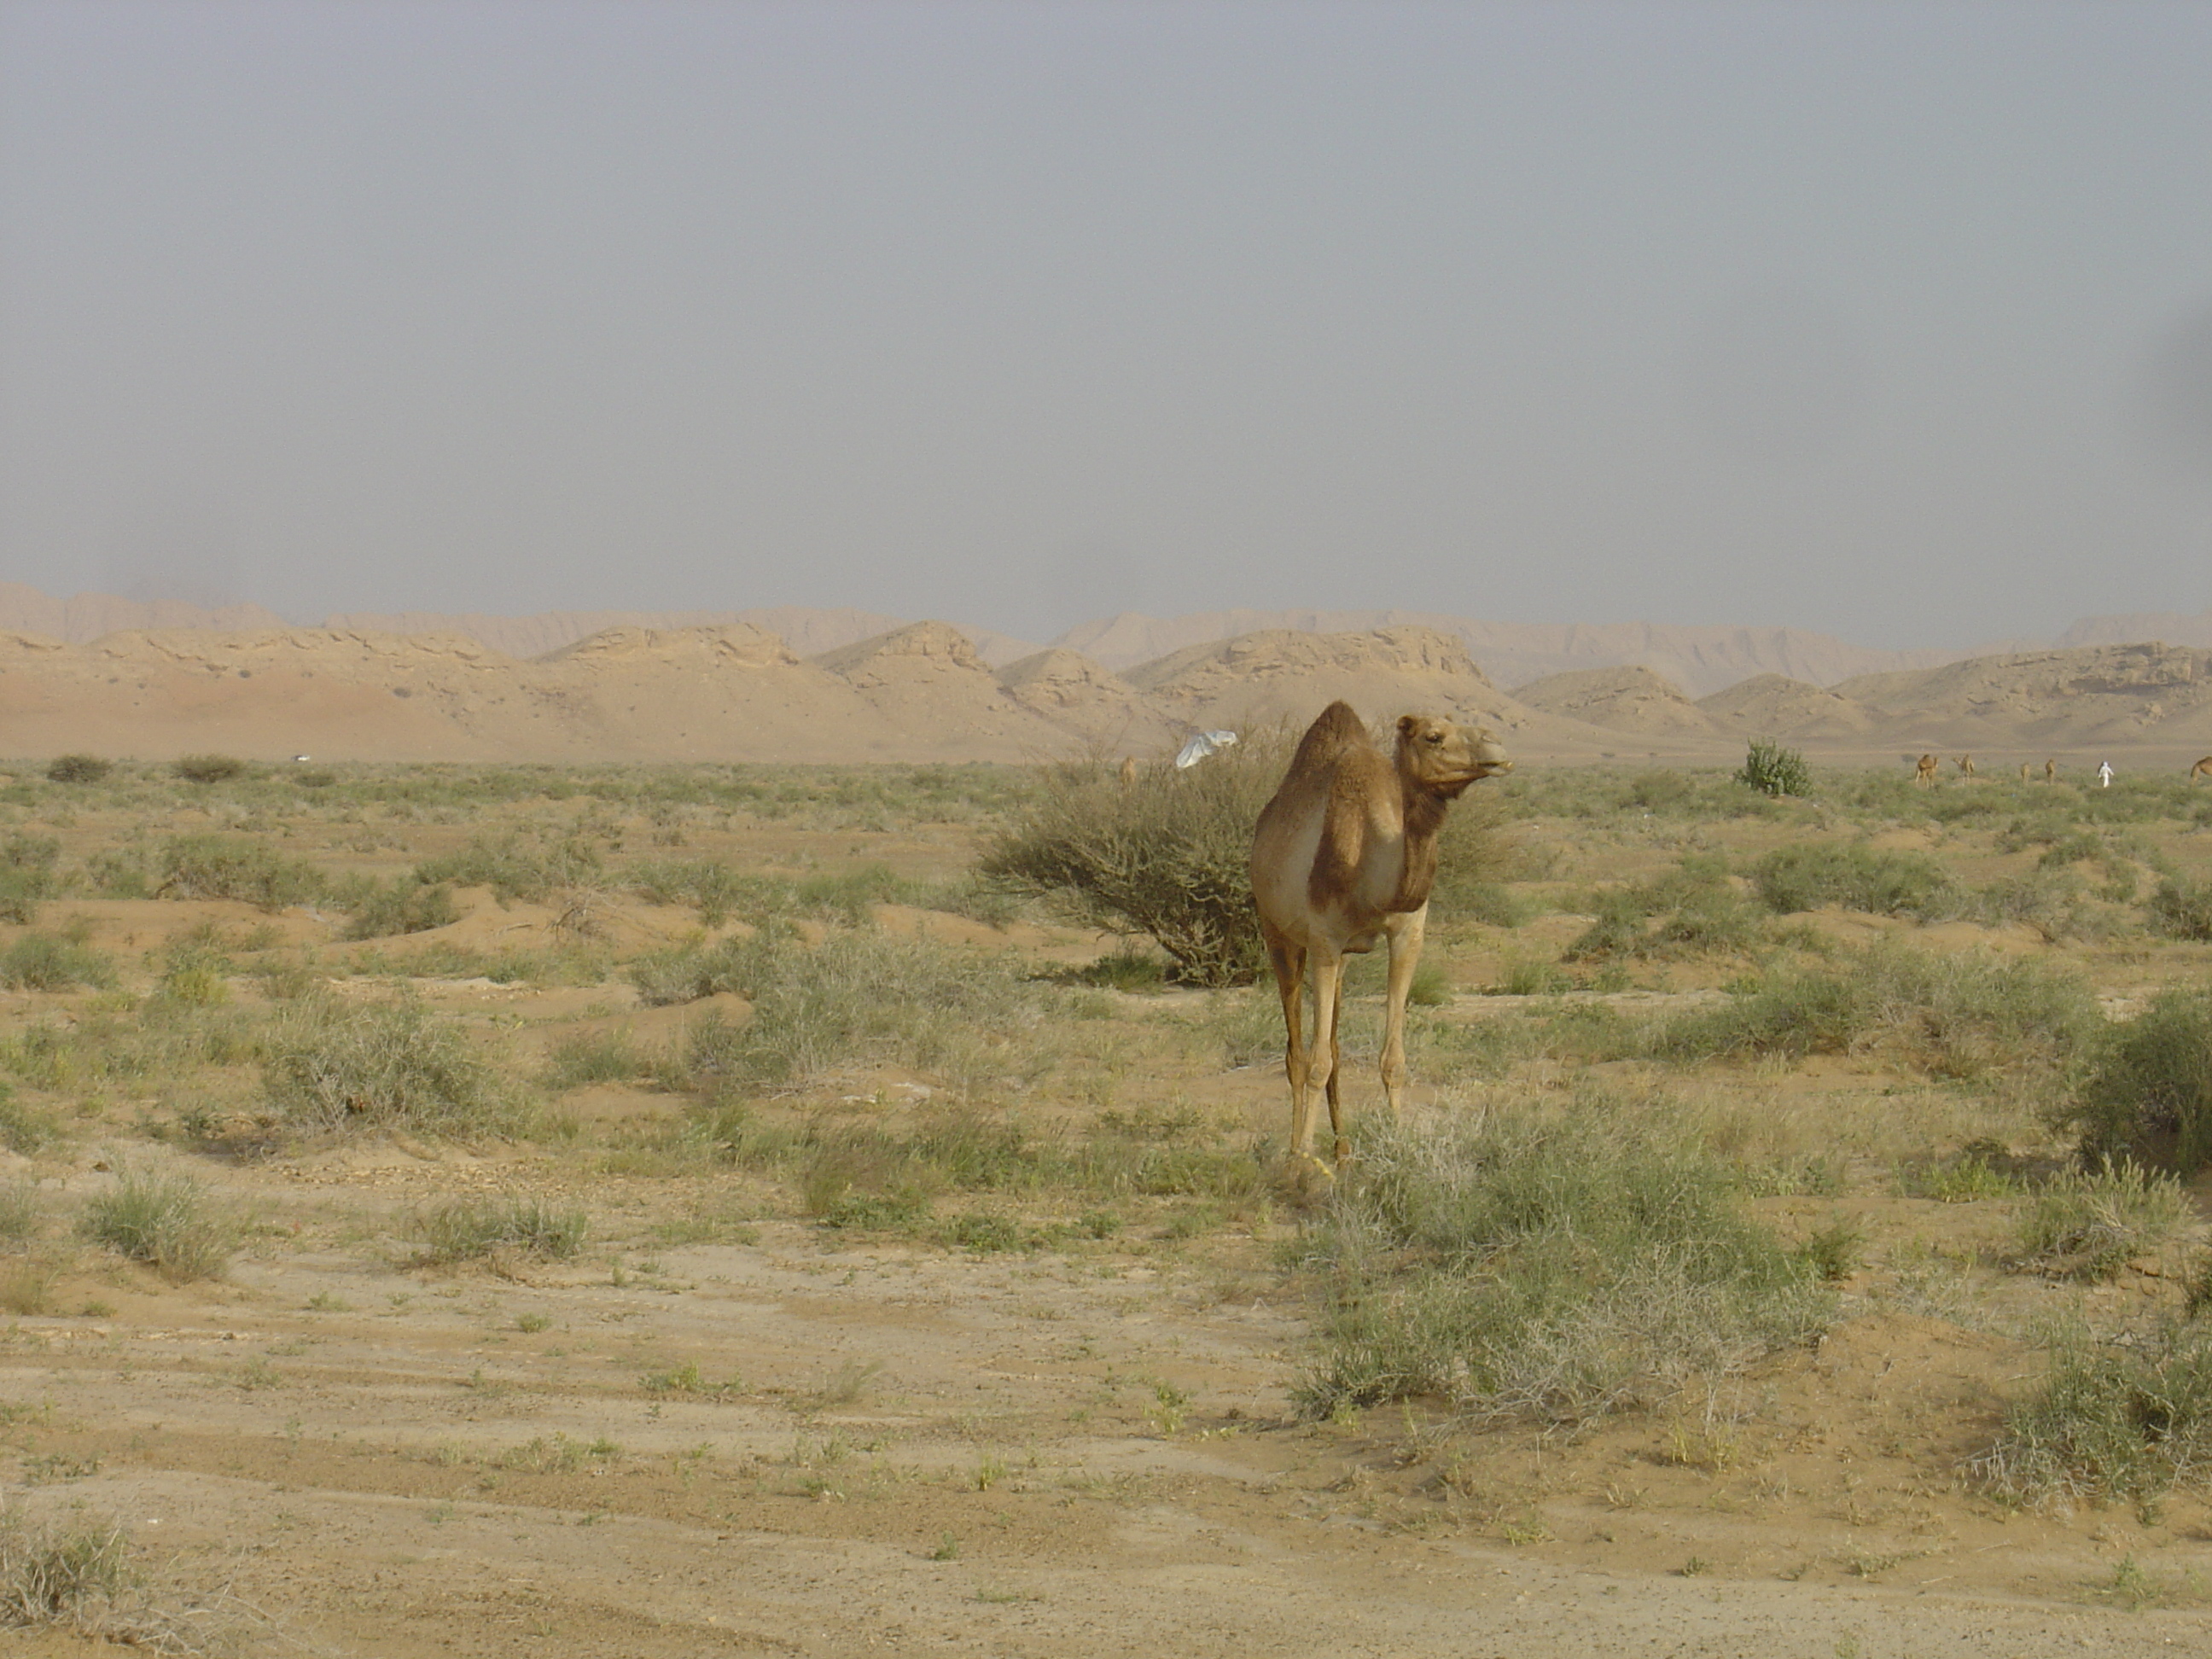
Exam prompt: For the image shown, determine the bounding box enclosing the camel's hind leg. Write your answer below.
[1379,905,1429,1120]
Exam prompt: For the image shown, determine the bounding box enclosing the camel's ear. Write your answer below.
[1396,714,1418,738]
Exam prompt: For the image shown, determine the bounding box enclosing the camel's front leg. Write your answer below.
[1302,946,1346,1165]
[1325,969,1348,1162]
[1264,935,1314,1164]
[1379,905,1429,1117]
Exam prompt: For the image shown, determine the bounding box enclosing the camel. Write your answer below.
[2192,757,2212,783]
[1118,755,1138,786]
[1251,701,1511,1186]
[1913,754,1938,788]
[1955,754,1976,778]
[2045,758,2058,783]
[2019,762,2031,781]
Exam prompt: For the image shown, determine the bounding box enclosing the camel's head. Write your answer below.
[1396,713,1512,797]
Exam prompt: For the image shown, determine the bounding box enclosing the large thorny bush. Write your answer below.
[981,730,1509,987]
[980,742,1290,985]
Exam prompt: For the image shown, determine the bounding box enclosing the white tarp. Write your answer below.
[1174,730,1238,769]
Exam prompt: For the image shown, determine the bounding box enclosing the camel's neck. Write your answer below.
[1388,774,1452,911]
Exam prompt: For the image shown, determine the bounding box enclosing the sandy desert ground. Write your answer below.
[2,750,2212,1655]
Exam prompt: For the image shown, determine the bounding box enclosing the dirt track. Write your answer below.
[7,1147,2210,1657]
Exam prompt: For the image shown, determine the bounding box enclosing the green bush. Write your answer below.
[2062,986,2212,1172]
[542,1029,651,1091]
[172,753,247,784]
[1565,856,1764,962]
[1296,1104,1831,1425]
[1751,841,1955,917]
[84,847,149,899]
[157,835,326,909]
[655,930,1033,1092]
[342,879,460,940]
[0,835,61,924]
[415,835,602,903]
[44,754,113,784]
[2014,1161,2186,1280]
[0,1086,58,1155]
[1735,739,1813,799]
[626,858,750,925]
[2148,879,2212,942]
[79,1165,238,1283]
[0,934,116,993]
[1646,942,2098,1078]
[1979,1319,2212,1503]
[261,996,518,1135]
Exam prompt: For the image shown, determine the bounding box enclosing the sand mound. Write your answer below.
[1697,673,1877,739]
[1511,665,1718,735]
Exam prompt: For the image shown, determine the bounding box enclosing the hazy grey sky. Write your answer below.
[3,1,2209,648]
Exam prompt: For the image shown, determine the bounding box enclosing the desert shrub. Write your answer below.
[777,1103,1261,1225]
[1452,882,1531,928]
[979,748,1274,986]
[1957,870,2114,943]
[1295,1103,1831,1424]
[1978,1320,2212,1503]
[157,835,325,909]
[0,934,115,992]
[1565,856,1763,962]
[342,878,459,940]
[410,1196,586,1263]
[414,834,601,903]
[44,754,112,784]
[2014,1161,2186,1280]
[172,753,247,784]
[626,858,750,925]
[261,996,518,1135]
[0,835,61,924]
[79,1165,238,1283]
[1735,739,1813,799]
[1646,942,2098,1077]
[542,1029,651,1091]
[2061,986,2212,1172]
[84,847,150,899]
[0,1506,143,1637]
[628,932,759,1007]
[660,930,1034,1092]
[1751,841,1955,918]
[2148,878,2212,943]
[0,1086,57,1157]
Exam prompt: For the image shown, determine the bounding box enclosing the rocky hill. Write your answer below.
[1055,608,1984,696]
[1511,666,1720,737]
[5,585,2212,765]
[1833,643,2212,749]
[1696,674,1878,741]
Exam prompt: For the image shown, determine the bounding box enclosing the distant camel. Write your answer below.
[2193,757,2212,783]
[1251,701,1511,1188]
[1118,755,1138,786]
[2020,762,2032,781]
[1956,754,1976,778]
[1913,754,1938,788]
[2045,759,2058,783]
